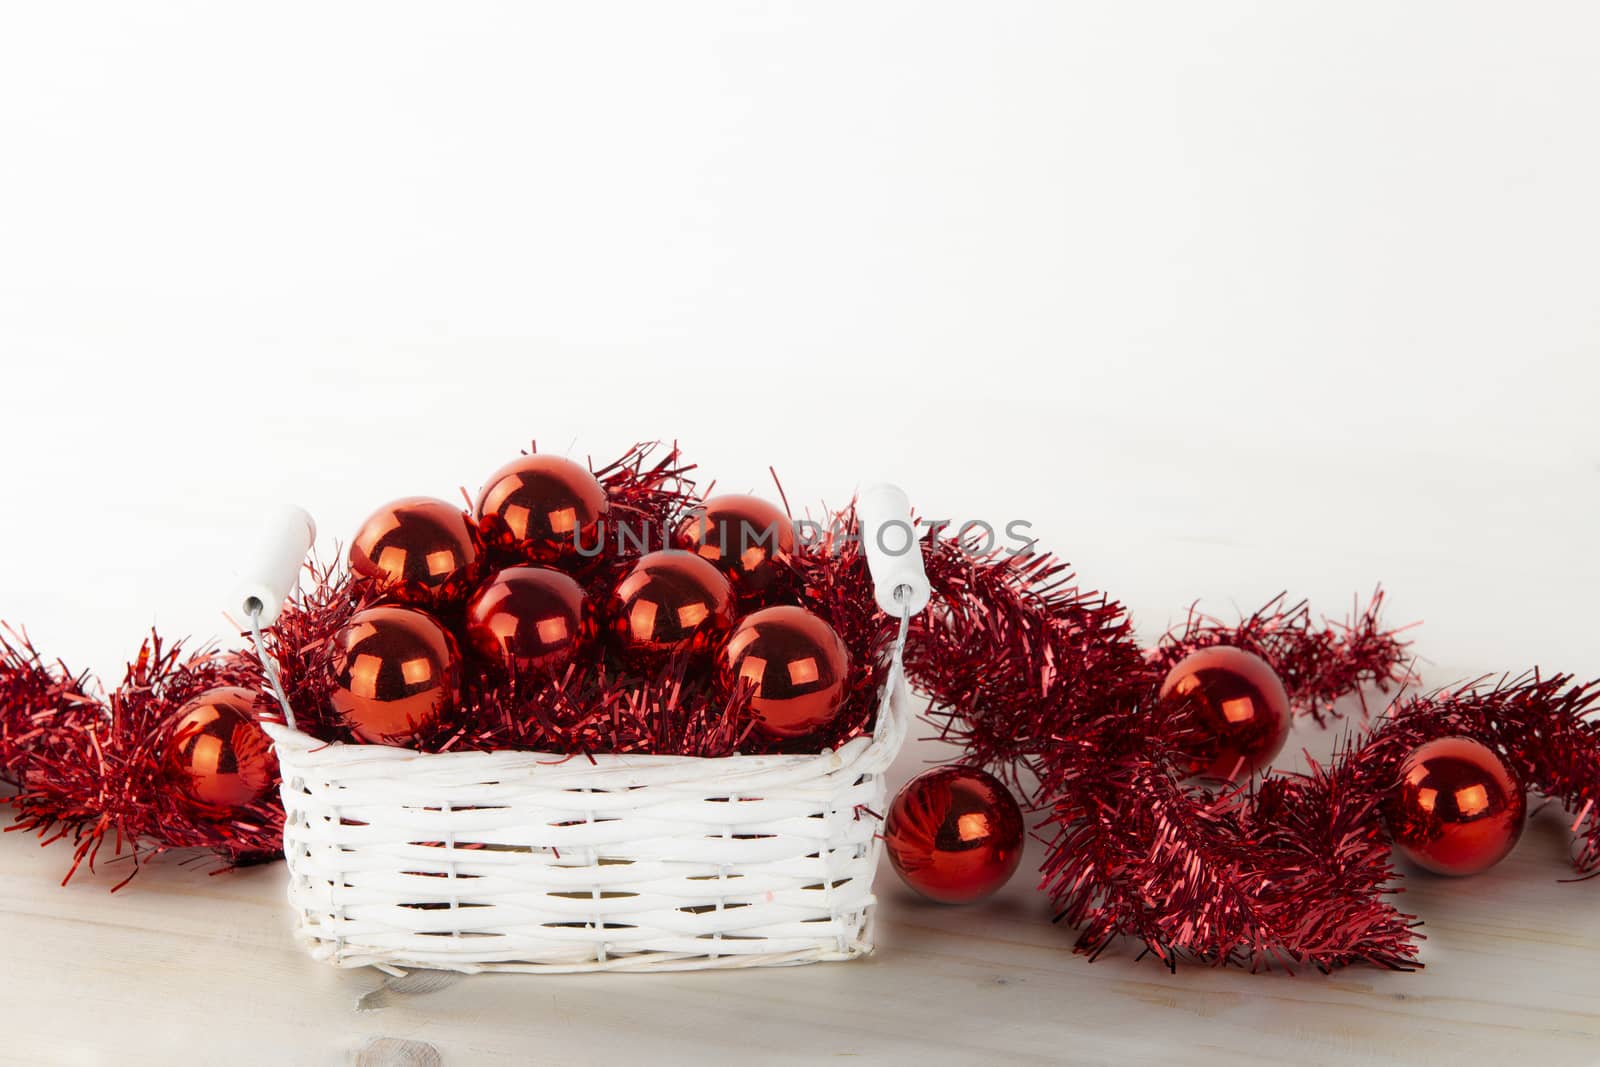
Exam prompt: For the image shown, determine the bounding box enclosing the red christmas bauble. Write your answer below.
[328,606,463,744]
[675,494,796,607]
[1158,645,1291,781]
[885,766,1024,904]
[609,551,734,664]
[464,566,592,677]
[349,496,484,606]
[1384,736,1526,876]
[717,606,850,741]
[163,687,279,813]
[474,454,609,563]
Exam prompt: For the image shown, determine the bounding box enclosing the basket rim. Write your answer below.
[262,669,910,776]
[265,719,878,770]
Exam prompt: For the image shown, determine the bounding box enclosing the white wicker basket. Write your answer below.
[250,485,926,975]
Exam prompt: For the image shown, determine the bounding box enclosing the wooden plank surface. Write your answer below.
[3,723,1597,1066]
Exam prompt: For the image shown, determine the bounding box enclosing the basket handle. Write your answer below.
[236,505,317,730]
[856,483,928,746]
[233,487,930,628]
[856,483,931,619]
[234,505,317,628]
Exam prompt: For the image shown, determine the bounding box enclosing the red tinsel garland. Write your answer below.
[904,544,1148,778]
[1353,674,1600,874]
[903,534,1597,971]
[900,540,1420,970]
[0,627,93,788]
[1,633,277,887]
[1149,591,1415,726]
[0,440,1594,979]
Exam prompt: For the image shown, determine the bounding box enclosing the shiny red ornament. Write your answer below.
[162,687,279,813]
[609,551,734,664]
[465,566,592,676]
[328,606,463,744]
[474,454,609,563]
[675,494,796,607]
[1384,736,1526,876]
[1158,645,1291,781]
[349,496,484,606]
[717,606,850,741]
[884,766,1024,904]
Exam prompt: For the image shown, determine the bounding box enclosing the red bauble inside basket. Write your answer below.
[327,605,463,744]
[464,566,593,677]
[717,605,850,742]
[348,497,484,607]
[675,494,796,608]
[608,551,735,665]
[475,454,609,563]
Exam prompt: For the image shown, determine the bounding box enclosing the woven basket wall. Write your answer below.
[264,663,911,976]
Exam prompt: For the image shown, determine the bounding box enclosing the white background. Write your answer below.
[1,3,1596,690]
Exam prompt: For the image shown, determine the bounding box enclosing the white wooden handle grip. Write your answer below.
[857,483,931,617]
[234,505,316,627]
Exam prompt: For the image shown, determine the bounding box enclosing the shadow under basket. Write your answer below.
[262,670,910,976]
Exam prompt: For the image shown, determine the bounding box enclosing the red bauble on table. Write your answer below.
[1158,645,1291,781]
[327,605,463,744]
[717,605,850,741]
[474,454,609,563]
[1384,735,1526,876]
[162,687,280,813]
[349,496,484,606]
[675,494,796,607]
[465,566,592,677]
[885,766,1024,904]
[609,550,734,664]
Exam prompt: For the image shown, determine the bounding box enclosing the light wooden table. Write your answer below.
[3,723,1597,1067]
